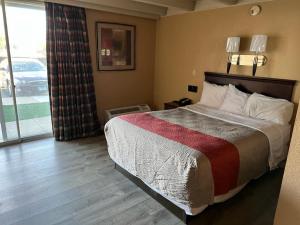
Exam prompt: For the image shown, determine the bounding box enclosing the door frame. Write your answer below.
[0,0,21,142]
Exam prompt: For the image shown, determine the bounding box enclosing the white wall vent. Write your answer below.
[105,104,151,121]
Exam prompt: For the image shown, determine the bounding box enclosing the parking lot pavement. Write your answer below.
[2,95,50,105]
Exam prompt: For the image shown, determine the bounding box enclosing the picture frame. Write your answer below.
[96,22,136,71]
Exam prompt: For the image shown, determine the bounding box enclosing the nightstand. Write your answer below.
[164,102,180,110]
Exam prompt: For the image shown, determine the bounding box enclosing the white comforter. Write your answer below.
[105,105,290,215]
[185,104,291,169]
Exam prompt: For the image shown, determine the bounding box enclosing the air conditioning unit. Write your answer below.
[105,104,151,121]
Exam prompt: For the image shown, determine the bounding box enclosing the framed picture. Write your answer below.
[96,22,136,71]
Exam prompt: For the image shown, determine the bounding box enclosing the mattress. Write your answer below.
[104,104,290,215]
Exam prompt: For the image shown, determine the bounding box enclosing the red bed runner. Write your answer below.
[120,113,240,196]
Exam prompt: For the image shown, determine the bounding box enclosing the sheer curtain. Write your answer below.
[45,2,100,141]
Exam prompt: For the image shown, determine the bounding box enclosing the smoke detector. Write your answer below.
[249,5,262,16]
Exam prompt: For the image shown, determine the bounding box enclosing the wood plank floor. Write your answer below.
[0,136,283,225]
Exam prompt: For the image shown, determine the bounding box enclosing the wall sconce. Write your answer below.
[250,34,268,76]
[226,34,268,76]
[226,37,240,74]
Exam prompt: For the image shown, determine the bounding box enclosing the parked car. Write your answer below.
[0,58,48,96]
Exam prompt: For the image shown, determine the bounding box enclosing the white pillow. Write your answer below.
[244,93,294,125]
[199,81,228,108]
[219,84,249,115]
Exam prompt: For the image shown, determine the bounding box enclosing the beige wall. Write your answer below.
[86,9,156,123]
[274,102,300,225]
[154,0,300,109]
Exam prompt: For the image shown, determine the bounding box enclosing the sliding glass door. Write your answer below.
[0,0,52,144]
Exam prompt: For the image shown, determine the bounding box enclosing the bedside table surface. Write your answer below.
[164,101,191,110]
[165,101,180,106]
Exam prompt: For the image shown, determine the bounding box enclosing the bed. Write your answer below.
[104,72,296,223]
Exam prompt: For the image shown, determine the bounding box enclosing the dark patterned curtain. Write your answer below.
[45,2,100,141]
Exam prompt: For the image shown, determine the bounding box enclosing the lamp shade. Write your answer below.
[226,37,240,53]
[250,35,268,53]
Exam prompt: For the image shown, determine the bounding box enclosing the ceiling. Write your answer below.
[34,0,274,19]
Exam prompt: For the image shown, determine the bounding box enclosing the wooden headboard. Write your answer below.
[205,72,296,101]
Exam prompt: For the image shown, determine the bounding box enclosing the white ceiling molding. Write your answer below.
[78,0,167,16]
[13,0,166,19]
[9,0,274,20]
[166,0,273,16]
[132,0,196,11]
[194,0,273,12]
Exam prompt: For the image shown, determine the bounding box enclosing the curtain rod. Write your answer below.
[5,0,102,9]
[5,0,45,9]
